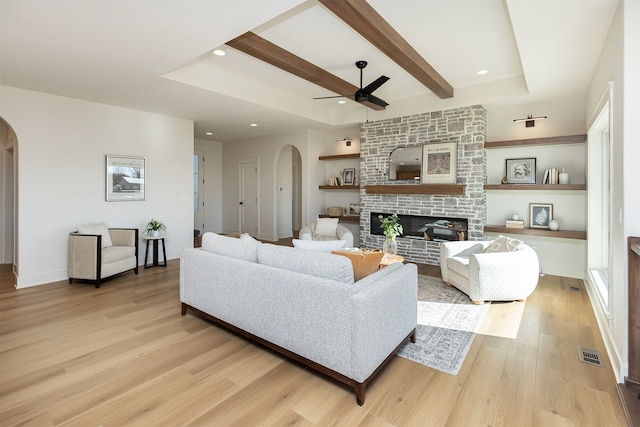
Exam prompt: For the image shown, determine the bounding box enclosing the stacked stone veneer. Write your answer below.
[359,105,487,265]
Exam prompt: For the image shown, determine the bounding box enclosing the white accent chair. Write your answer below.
[68,224,138,288]
[439,239,539,304]
[299,218,354,248]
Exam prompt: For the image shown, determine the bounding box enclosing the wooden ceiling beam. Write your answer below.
[318,0,454,99]
[227,32,385,110]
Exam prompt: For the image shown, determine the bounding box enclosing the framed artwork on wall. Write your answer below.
[105,155,146,201]
[529,203,553,228]
[422,142,457,184]
[506,157,536,184]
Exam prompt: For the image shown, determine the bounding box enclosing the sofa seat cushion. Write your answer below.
[258,244,354,284]
[332,249,384,281]
[101,245,135,264]
[446,256,470,279]
[201,232,259,262]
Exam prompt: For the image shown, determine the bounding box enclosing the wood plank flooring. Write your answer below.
[0,259,628,426]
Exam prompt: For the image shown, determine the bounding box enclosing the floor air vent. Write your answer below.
[579,346,603,367]
[569,285,582,292]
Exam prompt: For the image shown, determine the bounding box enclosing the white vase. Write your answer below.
[383,238,397,260]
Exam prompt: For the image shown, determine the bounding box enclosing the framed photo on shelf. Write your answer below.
[529,203,553,228]
[422,142,457,184]
[342,168,356,185]
[506,157,536,184]
[105,155,146,201]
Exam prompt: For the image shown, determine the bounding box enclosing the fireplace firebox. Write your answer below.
[371,213,468,242]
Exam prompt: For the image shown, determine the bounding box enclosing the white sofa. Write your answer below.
[440,238,539,304]
[299,219,354,248]
[180,232,417,405]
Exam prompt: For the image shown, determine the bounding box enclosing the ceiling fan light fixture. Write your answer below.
[514,115,547,127]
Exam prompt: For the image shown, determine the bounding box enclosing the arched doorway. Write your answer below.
[275,145,302,239]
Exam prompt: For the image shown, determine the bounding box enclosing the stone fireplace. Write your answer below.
[359,105,486,265]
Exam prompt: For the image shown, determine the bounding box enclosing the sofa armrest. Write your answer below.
[350,263,418,382]
[336,224,354,247]
[68,232,101,280]
[299,224,313,241]
[440,240,489,281]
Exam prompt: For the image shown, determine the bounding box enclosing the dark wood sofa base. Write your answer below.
[181,302,416,405]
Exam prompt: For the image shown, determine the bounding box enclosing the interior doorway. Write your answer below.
[275,145,302,240]
[1,118,18,279]
[239,158,259,236]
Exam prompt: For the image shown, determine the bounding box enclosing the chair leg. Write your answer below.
[69,278,73,284]
[445,282,453,287]
[472,300,484,305]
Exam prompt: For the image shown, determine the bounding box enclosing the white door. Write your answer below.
[193,150,204,233]
[239,159,259,236]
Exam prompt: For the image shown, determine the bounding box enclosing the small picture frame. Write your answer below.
[106,155,146,201]
[343,168,356,185]
[529,203,553,228]
[422,142,457,184]
[506,157,536,184]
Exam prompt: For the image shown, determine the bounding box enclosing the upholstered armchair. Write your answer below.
[68,223,138,288]
[299,218,354,248]
[439,237,539,304]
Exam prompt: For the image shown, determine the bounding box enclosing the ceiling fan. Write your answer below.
[314,60,390,108]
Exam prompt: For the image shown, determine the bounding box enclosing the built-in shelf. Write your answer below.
[484,184,586,191]
[318,153,360,160]
[485,134,586,149]
[319,185,359,191]
[365,184,466,195]
[484,225,586,240]
[318,214,359,223]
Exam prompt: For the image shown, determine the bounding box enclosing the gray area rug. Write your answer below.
[396,275,489,375]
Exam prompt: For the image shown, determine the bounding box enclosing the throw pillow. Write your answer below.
[484,235,524,253]
[77,222,113,248]
[292,239,346,253]
[314,217,339,238]
[239,233,260,244]
[332,249,384,281]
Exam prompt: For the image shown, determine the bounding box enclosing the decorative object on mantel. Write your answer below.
[512,214,520,221]
[529,203,553,229]
[548,220,560,231]
[422,142,457,184]
[513,114,547,128]
[145,218,166,237]
[379,213,403,261]
[506,157,536,184]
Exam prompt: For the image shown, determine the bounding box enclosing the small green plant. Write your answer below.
[378,213,403,241]
[145,218,166,234]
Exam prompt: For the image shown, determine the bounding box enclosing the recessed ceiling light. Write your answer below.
[338,100,346,104]
[213,49,226,56]
[250,123,258,127]
[205,132,213,136]
[476,69,489,75]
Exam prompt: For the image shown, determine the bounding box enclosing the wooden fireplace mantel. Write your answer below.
[365,184,466,195]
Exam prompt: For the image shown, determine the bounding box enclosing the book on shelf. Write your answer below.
[505,219,525,228]
[542,168,560,184]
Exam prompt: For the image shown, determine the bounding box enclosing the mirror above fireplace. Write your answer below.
[388,146,422,181]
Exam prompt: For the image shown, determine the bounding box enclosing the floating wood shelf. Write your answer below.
[318,153,360,160]
[319,185,360,190]
[318,214,359,223]
[484,225,586,240]
[485,134,586,149]
[484,184,586,191]
[365,184,466,195]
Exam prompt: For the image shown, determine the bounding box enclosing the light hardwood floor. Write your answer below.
[0,259,628,427]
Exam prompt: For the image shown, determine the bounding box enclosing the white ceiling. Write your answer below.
[0,0,618,142]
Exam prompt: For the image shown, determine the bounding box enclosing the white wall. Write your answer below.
[0,86,194,288]
[583,2,640,383]
[195,139,223,233]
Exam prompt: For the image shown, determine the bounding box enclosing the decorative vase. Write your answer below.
[152,230,160,237]
[559,169,569,184]
[383,237,397,260]
[548,220,559,231]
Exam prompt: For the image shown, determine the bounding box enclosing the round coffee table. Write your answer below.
[379,255,404,269]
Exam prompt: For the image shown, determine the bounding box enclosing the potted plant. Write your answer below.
[145,218,166,237]
[378,213,403,259]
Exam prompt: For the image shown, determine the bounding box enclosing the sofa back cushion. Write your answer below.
[257,244,354,284]
[292,239,346,252]
[201,232,260,263]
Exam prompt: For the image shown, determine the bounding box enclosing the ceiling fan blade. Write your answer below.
[362,75,389,94]
[366,94,389,108]
[313,94,355,100]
